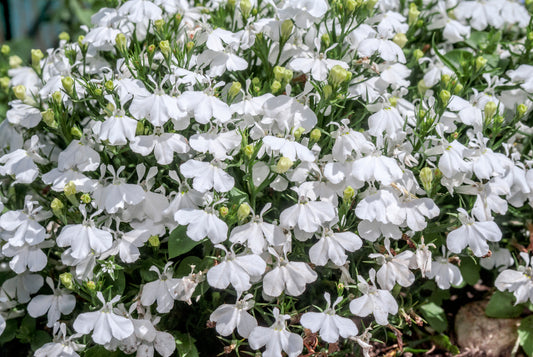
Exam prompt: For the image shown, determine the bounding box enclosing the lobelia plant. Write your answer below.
[0,0,532,356]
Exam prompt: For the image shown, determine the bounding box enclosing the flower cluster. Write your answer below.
[0,0,533,355]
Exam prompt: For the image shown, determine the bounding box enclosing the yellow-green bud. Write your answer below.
[228,81,242,99]
[275,156,293,174]
[41,109,58,128]
[321,33,331,48]
[323,84,333,100]
[219,206,229,217]
[148,235,160,247]
[528,32,533,41]
[517,104,528,117]
[366,0,378,10]
[51,198,64,213]
[77,35,86,48]
[343,186,355,202]
[71,126,82,138]
[281,20,294,40]
[345,0,357,12]
[159,40,171,56]
[413,49,424,61]
[484,101,497,119]
[392,33,408,48]
[283,68,293,83]
[453,83,463,94]
[237,203,251,221]
[310,128,321,142]
[441,74,451,86]
[9,55,22,68]
[475,56,487,70]
[419,167,433,193]
[154,19,165,31]
[61,76,74,95]
[115,33,127,51]
[94,88,103,96]
[293,127,305,140]
[439,89,450,104]
[240,0,252,17]
[227,0,236,8]
[64,181,77,196]
[389,96,398,107]
[408,3,420,26]
[274,66,286,82]
[80,193,92,204]
[417,79,429,96]
[31,49,44,69]
[59,32,70,41]
[105,80,114,92]
[147,44,156,54]
[1,44,9,55]
[329,65,350,87]
[186,41,194,52]
[52,91,63,104]
[244,144,254,159]
[13,85,26,100]
[86,280,96,291]
[271,80,282,94]
[59,272,74,289]
[0,77,9,90]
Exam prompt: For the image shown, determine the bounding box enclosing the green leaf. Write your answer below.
[443,50,473,71]
[485,291,523,318]
[175,332,199,357]
[0,319,17,344]
[228,186,249,205]
[85,345,128,357]
[30,330,51,351]
[459,257,480,286]
[420,302,448,333]
[431,334,460,355]
[518,315,533,356]
[168,226,202,259]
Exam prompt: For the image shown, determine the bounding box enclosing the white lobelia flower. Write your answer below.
[180,159,235,193]
[0,135,44,184]
[207,244,266,295]
[209,293,257,338]
[0,196,50,247]
[73,292,134,345]
[229,203,286,254]
[351,151,403,186]
[174,203,228,244]
[189,128,241,160]
[140,262,182,313]
[278,0,328,28]
[480,245,514,271]
[1,272,44,303]
[331,119,375,162]
[248,307,303,357]
[129,85,185,128]
[495,252,533,304]
[280,184,336,233]
[426,253,463,290]
[34,322,84,357]
[27,277,76,327]
[349,269,398,325]
[6,100,42,128]
[370,241,415,290]
[130,126,189,165]
[198,48,248,77]
[2,239,52,274]
[262,248,317,297]
[414,237,435,278]
[177,86,232,124]
[300,292,358,343]
[96,108,137,146]
[309,226,363,266]
[446,208,502,257]
[128,310,176,357]
[262,135,316,163]
[56,206,113,260]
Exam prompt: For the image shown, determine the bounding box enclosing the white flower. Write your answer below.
[300,292,358,343]
[1,272,44,303]
[130,127,189,165]
[174,206,228,244]
[35,323,84,357]
[97,110,137,145]
[209,294,257,338]
[180,159,235,193]
[177,89,232,124]
[140,263,182,313]
[93,165,146,214]
[370,245,415,290]
[248,308,303,357]
[189,129,241,160]
[309,227,362,266]
[27,277,76,327]
[129,88,184,127]
[351,152,403,186]
[495,253,533,304]
[73,292,134,345]
[262,135,316,163]
[426,255,463,290]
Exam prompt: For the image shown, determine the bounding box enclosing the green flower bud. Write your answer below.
[1,44,10,55]
[186,41,194,52]
[64,181,77,196]
[13,85,26,100]
[219,206,229,217]
[453,83,463,94]
[439,89,450,104]
[343,186,355,202]
[159,40,171,57]
[271,80,282,94]
[321,33,331,48]
[80,193,92,204]
[392,33,408,48]
[60,272,74,289]
[275,156,293,174]
[70,126,82,139]
[61,76,74,95]
[227,0,236,8]
[148,235,160,247]
[154,19,165,31]
[147,44,156,54]
[323,84,333,99]
[281,20,293,40]
[329,65,350,87]
[115,33,127,52]
[419,167,433,193]
[475,56,487,70]
[310,128,321,142]
[528,32,533,41]
[389,96,398,107]
[240,0,252,17]
[252,77,261,86]
[441,74,451,86]
[237,203,251,221]
[105,80,114,92]
[31,49,44,70]
[244,144,254,159]
[273,66,286,82]
[293,127,305,140]
[345,0,357,12]
[52,90,63,103]
[0,77,9,90]
[86,280,96,291]
[94,88,103,96]
[228,81,242,100]
[59,32,70,41]
[366,0,378,10]
[408,3,420,26]
[41,109,58,128]
[9,55,22,68]
[517,104,528,117]
[413,49,424,61]
[283,68,293,83]
[484,101,497,119]
[77,35,86,48]
[417,79,429,96]
[51,198,64,214]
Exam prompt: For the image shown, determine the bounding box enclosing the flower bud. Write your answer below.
[9,55,22,68]
[293,126,305,140]
[283,68,293,83]
[244,144,254,159]
[419,167,433,193]
[517,104,528,117]
[275,156,293,174]
[240,0,252,17]
[31,49,44,70]
[453,83,463,94]
[77,35,86,48]
[392,33,408,48]
[475,56,487,70]
[413,49,424,61]
[159,40,171,57]
[64,181,77,196]
[58,32,70,41]
[71,126,82,138]
[271,80,282,93]
[60,273,74,289]
[219,206,229,217]
[227,0,236,8]
[408,3,420,25]
[115,33,127,51]
[310,128,321,142]
[321,33,331,48]
[86,280,96,291]
[273,66,285,82]
[345,0,357,12]
[154,19,165,31]
[343,186,355,202]
[147,44,156,54]
[228,81,242,100]
[389,96,398,107]
[484,101,497,119]
[186,41,194,52]
[61,76,74,95]
[51,198,64,214]
[323,84,333,99]
[281,20,293,40]
[80,193,92,204]
[94,88,103,96]
[1,44,9,55]
[41,109,58,128]
[13,85,26,100]
[0,77,9,90]
[366,0,378,10]
[417,79,429,96]
[439,89,450,104]
[329,65,350,87]
[148,235,160,247]
[237,203,251,221]
[441,74,451,86]
[52,90,63,104]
